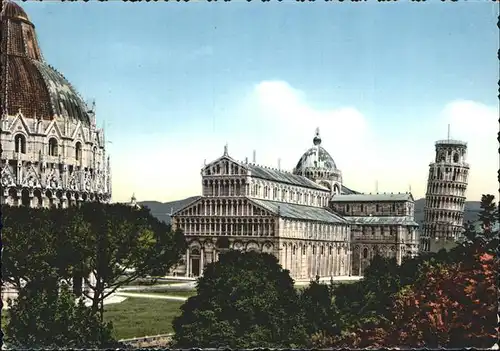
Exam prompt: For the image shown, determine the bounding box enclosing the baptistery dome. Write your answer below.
[293,128,343,194]
[0,1,111,207]
[1,0,90,123]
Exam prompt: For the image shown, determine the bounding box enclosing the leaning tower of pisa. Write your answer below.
[421,135,470,252]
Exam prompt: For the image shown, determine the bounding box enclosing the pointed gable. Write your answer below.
[172,196,204,217]
[9,112,31,135]
[44,119,64,139]
[22,164,42,188]
[70,121,88,143]
[202,155,248,177]
[1,164,17,187]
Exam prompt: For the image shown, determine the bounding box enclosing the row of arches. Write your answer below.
[280,240,349,278]
[424,195,465,211]
[426,181,467,197]
[420,226,463,251]
[352,244,399,275]
[204,160,247,177]
[13,134,99,163]
[422,223,463,236]
[282,219,347,237]
[245,179,329,207]
[429,166,468,184]
[177,217,276,237]
[203,178,247,197]
[202,176,330,207]
[435,147,466,164]
[300,169,341,183]
[181,199,267,217]
[2,162,104,194]
[424,209,464,225]
[182,239,274,277]
[340,202,399,216]
[355,225,400,237]
[4,187,101,208]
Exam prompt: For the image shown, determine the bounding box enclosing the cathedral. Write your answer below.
[0,1,111,207]
[172,129,420,279]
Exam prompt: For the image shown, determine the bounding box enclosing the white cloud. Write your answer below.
[366,99,498,201]
[110,82,498,203]
[440,100,498,200]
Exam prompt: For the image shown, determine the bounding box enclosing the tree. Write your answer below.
[318,194,499,348]
[333,254,400,331]
[371,249,498,348]
[75,203,186,315]
[1,205,80,291]
[172,250,307,348]
[1,203,186,318]
[300,279,339,337]
[4,282,118,349]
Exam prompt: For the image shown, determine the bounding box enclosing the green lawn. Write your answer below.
[2,298,184,342]
[121,277,190,286]
[130,290,196,298]
[104,298,184,340]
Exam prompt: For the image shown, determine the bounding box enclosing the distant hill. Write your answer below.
[139,196,200,225]
[140,196,482,226]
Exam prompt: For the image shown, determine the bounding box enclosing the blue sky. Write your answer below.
[22,0,499,202]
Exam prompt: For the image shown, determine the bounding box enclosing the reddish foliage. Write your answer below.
[362,248,499,348]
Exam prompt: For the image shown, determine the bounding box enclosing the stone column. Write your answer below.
[336,245,341,276]
[281,243,288,269]
[200,248,204,276]
[326,248,331,277]
[312,248,317,277]
[185,249,190,277]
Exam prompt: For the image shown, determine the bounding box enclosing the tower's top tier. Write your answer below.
[435,139,467,148]
[433,139,468,165]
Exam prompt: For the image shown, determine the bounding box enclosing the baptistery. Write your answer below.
[0,1,111,207]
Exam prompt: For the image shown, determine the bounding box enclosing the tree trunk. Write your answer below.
[91,278,104,315]
[72,272,83,296]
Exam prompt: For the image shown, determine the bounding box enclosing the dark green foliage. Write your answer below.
[5,282,118,349]
[321,194,499,348]
[172,250,307,348]
[1,202,186,316]
[1,206,68,289]
[76,203,186,313]
[300,279,339,336]
[333,254,401,330]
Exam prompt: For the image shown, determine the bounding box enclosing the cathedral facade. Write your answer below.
[172,130,419,279]
[0,1,111,208]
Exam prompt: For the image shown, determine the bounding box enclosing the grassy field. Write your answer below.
[2,298,184,341]
[130,290,196,298]
[121,278,180,286]
[104,298,184,340]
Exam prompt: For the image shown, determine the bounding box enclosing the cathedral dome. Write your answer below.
[1,1,91,124]
[294,128,337,173]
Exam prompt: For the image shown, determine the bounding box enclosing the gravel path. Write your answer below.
[114,292,188,301]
